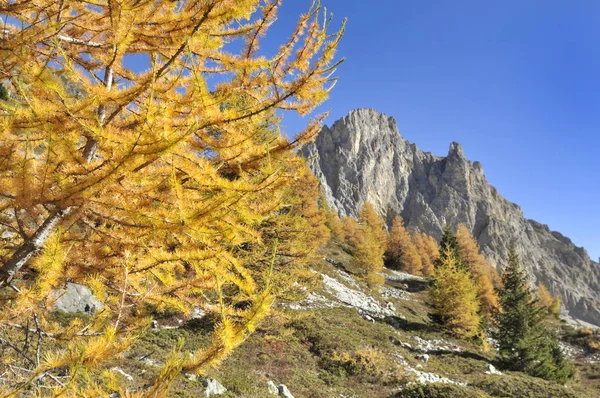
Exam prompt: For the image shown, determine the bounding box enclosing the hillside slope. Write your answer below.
[301,108,600,326]
[114,240,600,397]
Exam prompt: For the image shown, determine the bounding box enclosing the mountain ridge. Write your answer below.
[301,108,600,326]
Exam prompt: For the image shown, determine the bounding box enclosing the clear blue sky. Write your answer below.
[264,0,600,261]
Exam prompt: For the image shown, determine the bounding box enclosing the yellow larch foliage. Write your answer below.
[537,282,554,308]
[341,204,386,286]
[353,227,386,286]
[538,282,561,316]
[341,216,362,243]
[412,232,426,270]
[486,259,504,290]
[320,194,343,239]
[429,248,482,339]
[386,216,422,275]
[550,297,561,316]
[456,224,500,319]
[355,204,387,285]
[412,232,440,276]
[0,0,344,394]
[359,203,388,248]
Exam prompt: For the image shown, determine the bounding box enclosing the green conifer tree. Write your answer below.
[494,246,574,383]
[436,225,464,269]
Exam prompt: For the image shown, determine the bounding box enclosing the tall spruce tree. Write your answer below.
[436,225,464,269]
[494,247,574,383]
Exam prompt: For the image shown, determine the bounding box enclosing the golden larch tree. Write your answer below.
[341,216,361,244]
[412,232,426,271]
[429,248,482,339]
[358,203,388,248]
[456,224,500,319]
[538,282,561,316]
[386,216,422,275]
[537,283,554,309]
[0,0,343,395]
[320,194,343,239]
[412,232,439,276]
[353,227,385,286]
[550,297,561,317]
[342,203,386,286]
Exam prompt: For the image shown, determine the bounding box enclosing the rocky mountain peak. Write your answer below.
[302,109,600,326]
[448,141,466,159]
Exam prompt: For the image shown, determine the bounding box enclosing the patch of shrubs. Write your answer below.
[393,384,491,398]
[562,326,600,354]
[470,373,582,398]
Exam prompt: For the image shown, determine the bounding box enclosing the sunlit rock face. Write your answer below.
[302,108,600,326]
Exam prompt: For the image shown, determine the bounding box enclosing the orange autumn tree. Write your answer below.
[537,282,561,317]
[0,0,343,395]
[456,224,500,319]
[386,216,422,275]
[320,194,343,239]
[341,216,362,243]
[416,232,440,276]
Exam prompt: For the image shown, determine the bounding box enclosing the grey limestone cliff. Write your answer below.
[302,108,600,326]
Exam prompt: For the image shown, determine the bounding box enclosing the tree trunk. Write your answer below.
[0,207,72,286]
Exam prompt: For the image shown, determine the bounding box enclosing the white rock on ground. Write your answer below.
[335,269,359,288]
[203,378,227,396]
[396,352,466,387]
[559,341,585,358]
[384,270,426,283]
[380,285,411,300]
[408,369,466,386]
[485,364,502,375]
[321,274,395,318]
[110,367,133,381]
[360,312,375,323]
[411,336,462,353]
[277,384,294,398]
[191,306,207,319]
[286,292,338,310]
[266,380,279,395]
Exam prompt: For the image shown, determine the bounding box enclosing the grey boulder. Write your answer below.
[52,283,103,314]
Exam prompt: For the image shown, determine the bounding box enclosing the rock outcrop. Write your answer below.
[302,108,600,326]
[52,282,104,314]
